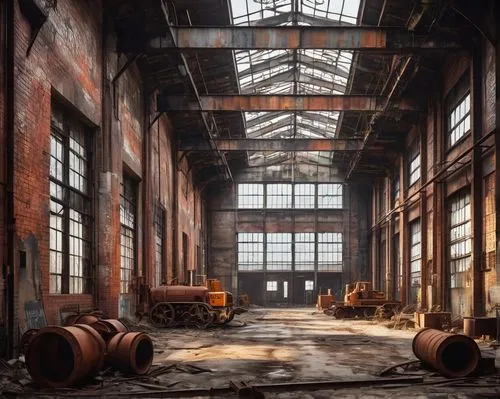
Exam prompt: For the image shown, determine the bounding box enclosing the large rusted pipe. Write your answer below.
[107,332,154,375]
[63,314,99,326]
[412,328,480,378]
[91,319,128,339]
[26,324,105,388]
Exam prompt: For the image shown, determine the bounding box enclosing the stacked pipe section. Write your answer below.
[412,328,480,378]
[23,316,154,387]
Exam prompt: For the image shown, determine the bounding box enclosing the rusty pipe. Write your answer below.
[412,328,480,378]
[107,332,154,375]
[26,324,105,388]
[63,314,100,326]
[91,319,128,340]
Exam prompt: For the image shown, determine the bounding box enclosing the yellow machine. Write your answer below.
[326,281,400,319]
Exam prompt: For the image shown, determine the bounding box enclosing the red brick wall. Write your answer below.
[13,1,102,324]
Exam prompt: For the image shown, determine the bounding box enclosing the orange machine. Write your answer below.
[327,281,400,319]
[317,288,335,310]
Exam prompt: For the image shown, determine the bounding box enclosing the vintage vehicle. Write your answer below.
[136,279,247,328]
[325,281,400,319]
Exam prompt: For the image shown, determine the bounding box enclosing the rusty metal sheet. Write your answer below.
[179,138,363,152]
[159,95,420,112]
[145,27,464,50]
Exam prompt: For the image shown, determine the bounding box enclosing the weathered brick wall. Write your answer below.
[13,0,102,324]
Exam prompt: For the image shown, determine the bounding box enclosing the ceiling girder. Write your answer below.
[179,138,363,152]
[135,26,466,51]
[158,94,420,112]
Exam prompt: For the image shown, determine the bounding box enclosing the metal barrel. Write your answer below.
[107,332,154,375]
[91,319,128,339]
[63,314,99,326]
[412,328,480,378]
[26,324,105,388]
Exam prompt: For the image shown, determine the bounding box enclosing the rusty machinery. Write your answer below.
[326,281,401,319]
[135,278,247,328]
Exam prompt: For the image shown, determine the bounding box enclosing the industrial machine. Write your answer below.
[326,281,400,319]
[135,278,247,328]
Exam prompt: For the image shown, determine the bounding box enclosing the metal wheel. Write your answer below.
[333,307,346,319]
[189,303,212,328]
[150,302,175,328]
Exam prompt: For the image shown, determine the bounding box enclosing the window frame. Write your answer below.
[317,183,343,209]
[266,183,292,209]
[294,232,316,271]
[448,190,471,289]
[266,281,278,292]
[294,183,315,209]
[120,175,137,295]
[154,204,166,287]
[408,147,421,187]
[446,70,471,149]
[49,103,93,295]
[266,233,292,271]
[237,232,264,271]
[409,219,421,293]
[317,232,343,272]
[237,183,264,209]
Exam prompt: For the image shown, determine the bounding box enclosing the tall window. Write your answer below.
[49,103,91,294]
[237,233,264,271]
[120,176,136,294]
[267,184,292,208]
[408,147,421,186]
[409,219,421,303]
[238,184,263,208]
[154,205,165,286]
[294,184,315,208]
[449,191,471,289]
[295,233,315,271]
[318,184,342,208]
[317,233,343,272]
[393,173,400,202]
[447,71,471,147]
[266,233,292,271]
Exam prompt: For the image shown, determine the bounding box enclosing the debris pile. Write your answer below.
[21,316,154,388]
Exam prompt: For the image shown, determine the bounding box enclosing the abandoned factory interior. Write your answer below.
[0,0,500,397]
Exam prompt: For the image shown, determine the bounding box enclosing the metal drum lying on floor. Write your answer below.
[25,324,105,388]
[91,319,128,339]
[412,328,480,378]
[107,332,154,375]
[63,314,99,326]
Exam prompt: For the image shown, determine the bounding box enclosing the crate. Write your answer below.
[414,312,451,329]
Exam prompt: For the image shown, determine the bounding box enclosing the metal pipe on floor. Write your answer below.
[412,328,480,378]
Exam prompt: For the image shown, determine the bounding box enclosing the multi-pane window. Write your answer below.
[154,205,165,287]
[237,233,264,271]
[295,233,315,271]
[238,184,264,208]
[317,184,342,208]
[447,71,471,148]
[266,281,277,291]
[267,184,292,208]
[120,176,136,294]
[448,94,471,147]
[266,233,292,271]
[317,233,343,272]
[305,280,314,291]
[409,219,421,301]
[409,149,421,186]
[449,191,471,289]
[294,184,315,208]
[393,174,400,202]
[49,103,91,294]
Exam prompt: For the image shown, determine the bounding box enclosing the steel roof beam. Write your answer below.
[141,26,465,51]
[179,138,363,152]
[158,94,419,112]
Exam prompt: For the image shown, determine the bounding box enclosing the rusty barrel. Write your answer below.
[91,319,128,339]
[107,332,154,375]
[412,328,480,378]
[26,324,105,388]
[63,314,99,326]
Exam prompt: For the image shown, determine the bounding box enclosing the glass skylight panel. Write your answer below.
[231,0,360,165]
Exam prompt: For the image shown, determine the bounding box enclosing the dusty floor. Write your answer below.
[4,308,500,398]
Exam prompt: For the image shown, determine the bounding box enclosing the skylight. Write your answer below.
[230,0,361,166]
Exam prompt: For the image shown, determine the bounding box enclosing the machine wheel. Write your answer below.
[333,307,347,319]
[224,311,235,325]
[150,302,175,328]
[189,303,212,329]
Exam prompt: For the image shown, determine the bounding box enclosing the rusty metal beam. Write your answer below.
[158,95,419,112]
[179,138,363,152]
[142,26,465,51]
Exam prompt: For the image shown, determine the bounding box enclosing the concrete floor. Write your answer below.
[139,307,500,398]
